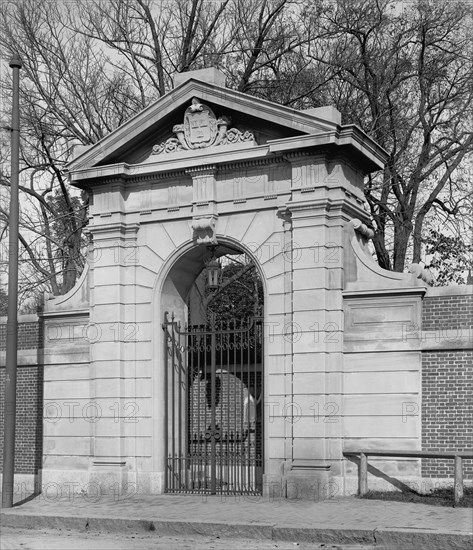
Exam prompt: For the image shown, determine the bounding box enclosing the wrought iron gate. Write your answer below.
[163,312,263,495]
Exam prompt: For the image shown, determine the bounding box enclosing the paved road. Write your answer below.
[1,527,381,550]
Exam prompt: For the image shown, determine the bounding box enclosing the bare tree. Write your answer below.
[0,0,139,305]
[69,0,303,94]
[1,0,471,302]
[303,0,473,272]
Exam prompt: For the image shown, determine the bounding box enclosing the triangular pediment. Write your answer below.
[67,77,340,172]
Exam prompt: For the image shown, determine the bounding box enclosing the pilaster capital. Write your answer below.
[89,221,140,243]
[286,196,369,222]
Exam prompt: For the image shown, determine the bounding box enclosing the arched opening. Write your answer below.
[161,242,264,495]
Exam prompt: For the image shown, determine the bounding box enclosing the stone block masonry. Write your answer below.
[1,289,472,487]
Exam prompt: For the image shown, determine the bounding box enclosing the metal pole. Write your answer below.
[2,53,22,509]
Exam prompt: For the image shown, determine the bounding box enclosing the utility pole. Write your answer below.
[2,53,22,509]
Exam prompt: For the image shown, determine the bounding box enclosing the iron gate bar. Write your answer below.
[163,312,263,495]
[210,315,216,494]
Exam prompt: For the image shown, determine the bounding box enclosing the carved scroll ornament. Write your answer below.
[351,218,375,240]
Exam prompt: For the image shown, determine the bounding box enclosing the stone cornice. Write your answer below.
[128,170,187,183]
[41,309,90,319]
[268,126,387,172]
[69,127,386,193]
[283,149,330,163]
[68,144,273,188]
[219,155,286,172]
[70,148,374,196]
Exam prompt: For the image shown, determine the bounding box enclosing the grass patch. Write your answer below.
[358,486,473,507]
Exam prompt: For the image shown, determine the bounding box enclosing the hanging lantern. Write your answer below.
[206,247,221,290]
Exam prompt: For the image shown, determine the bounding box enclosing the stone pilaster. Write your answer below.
[281,151,368,498]
[87,220,140,493]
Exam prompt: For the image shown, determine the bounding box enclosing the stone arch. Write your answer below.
[151,236,267,492]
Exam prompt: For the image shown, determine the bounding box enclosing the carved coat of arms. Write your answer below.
[183,99,217,148]
[150,97,255,156]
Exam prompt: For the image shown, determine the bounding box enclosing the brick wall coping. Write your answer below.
[342,284,473,300]
[0,314,39,324]
[0,349,43,367]
[421,339,473,351]
[425,285,473,297]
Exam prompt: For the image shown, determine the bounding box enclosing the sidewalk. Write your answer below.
[1,491,472,550]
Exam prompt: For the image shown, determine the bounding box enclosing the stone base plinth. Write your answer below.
[264,461,333,501]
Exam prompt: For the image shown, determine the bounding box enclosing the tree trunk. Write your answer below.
[412,214,425,264]
[392,218,413,272]
[372,231,392,271]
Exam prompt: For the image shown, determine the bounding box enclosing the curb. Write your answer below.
[1,511,472,550]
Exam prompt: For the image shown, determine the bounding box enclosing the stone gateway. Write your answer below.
[3,68,471,499]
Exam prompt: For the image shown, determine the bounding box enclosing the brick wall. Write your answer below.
[0,365,43,474]
[421,293,473,478]
[0,315,43,475]
[423,294,473,331]
[0,318,43,351]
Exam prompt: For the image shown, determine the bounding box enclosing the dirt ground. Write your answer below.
[0,527,380,550]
